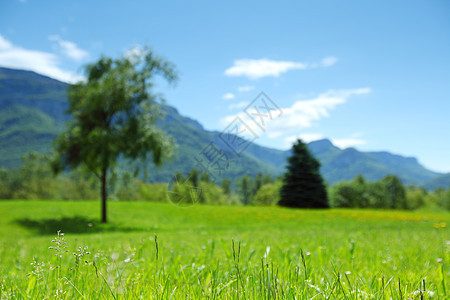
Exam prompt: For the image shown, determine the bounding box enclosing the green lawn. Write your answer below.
[0,200,448,299]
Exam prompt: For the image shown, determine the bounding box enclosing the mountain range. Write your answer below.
[1,67,449,189]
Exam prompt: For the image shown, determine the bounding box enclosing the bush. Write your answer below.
[252,181,282,206]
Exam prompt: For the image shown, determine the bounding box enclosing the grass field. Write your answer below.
[0,201,448,299]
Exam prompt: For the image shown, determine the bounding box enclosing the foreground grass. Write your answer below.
[0,201,448,299]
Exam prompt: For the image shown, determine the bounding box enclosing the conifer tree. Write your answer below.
[279,139,329,208]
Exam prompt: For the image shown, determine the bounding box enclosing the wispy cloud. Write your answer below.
[267,88,371,137]
[0,34,83,83]
[49,35,88,61]
[222,92,235,100]
[321,56,338,67]
[224,56,338,79]
[221,87,371,140]
[225,58,307,79]
[237,85,255,92]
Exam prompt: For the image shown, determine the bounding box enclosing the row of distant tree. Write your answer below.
[1,151,449,210]
[329,174,450,210]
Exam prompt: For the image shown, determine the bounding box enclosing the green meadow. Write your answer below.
[0,201,448,299]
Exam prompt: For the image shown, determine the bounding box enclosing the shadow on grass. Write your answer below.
[15,215,144,235]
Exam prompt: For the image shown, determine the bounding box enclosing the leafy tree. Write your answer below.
[174,171,186,183]
[188,169,199,189]
[188,168,204,203]
[381,175,407,209]
[14,153,58,200]
[237,174,253,205]
[0,168,21,199]
[53,47,177,222]
[352,174,370,208]
[253,181,282,206]
[253,172,263,196]
[221,178,231,196]
[262,174,275,185]
[406,185,426,210]
[200,172,210,183]
[279,139,328,208]
[199,181,228,205]
[330,181,359,208]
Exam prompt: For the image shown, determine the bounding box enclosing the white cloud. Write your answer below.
[222,92,235,100]
[0,36,12,49]
[321,56,338,67]
[224,56,338,79]
[225,58,307,79]
[0,34,83,83]
[237,85,255,92]
[227,101,249,110]
[124,45,147,62]
[220,87,371,139]
[331,138,366,149]
[49,35,88,61]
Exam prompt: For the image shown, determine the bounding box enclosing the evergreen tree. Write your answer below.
[279,139,328,208]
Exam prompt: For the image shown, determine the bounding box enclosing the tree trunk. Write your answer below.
[101,166,107,223]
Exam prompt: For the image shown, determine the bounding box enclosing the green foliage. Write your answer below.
[330,175,369,208]
[406,185,427,210]
[330,174,450,210]
[330,181,361,208]
[135,181,168,202]
[279,139,329,208]
[221,178,231,196]
[0,153,98,200]
[252,181,282,206]
[382,175,407,209]
[52,48,177,222]
[236,174,253,205]
[199,181,228,205]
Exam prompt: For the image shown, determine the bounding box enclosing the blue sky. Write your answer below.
[1,0,449,172]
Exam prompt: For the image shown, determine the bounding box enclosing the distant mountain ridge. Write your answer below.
[307,139,440,185]
[0,67,447,188]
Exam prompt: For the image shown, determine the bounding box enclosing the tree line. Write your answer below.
[1,151,449,211]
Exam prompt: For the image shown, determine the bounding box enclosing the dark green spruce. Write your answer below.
[279,139,329,208]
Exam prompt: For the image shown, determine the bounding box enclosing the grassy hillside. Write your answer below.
[0,201,448,298]
[0,104,62,168]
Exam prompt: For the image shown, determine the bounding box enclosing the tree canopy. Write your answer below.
[53,47,178,222]
[279,139,329,208]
